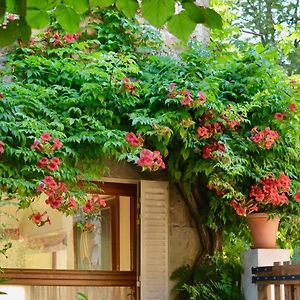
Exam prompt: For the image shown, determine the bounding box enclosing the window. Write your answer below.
[0,182,137,299]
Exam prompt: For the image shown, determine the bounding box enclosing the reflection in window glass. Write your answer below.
[75,209,112,270]
[0,195,131,271]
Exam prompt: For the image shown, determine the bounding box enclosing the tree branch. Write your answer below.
[241,29,263,37]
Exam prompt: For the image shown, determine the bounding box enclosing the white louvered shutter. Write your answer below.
[140,180,169,300]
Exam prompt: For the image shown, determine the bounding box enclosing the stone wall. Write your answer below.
[168,183,199,297]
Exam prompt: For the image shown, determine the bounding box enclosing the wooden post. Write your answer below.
[284,285,292,300]
[258,285,271,300]
[294,285,300,299]
[273,262,281,300]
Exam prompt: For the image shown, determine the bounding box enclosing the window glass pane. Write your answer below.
[0,194,132,271]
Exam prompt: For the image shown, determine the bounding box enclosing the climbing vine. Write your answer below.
[0,11,299,261]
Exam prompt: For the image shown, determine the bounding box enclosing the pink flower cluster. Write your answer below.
[288,103,296,112]
[31,133,71,224]
[249,173,291,206]
[168,83,206,107]
[294,189,300,202]
[37,176,68,209]
[273,103,297,120]
[0,141,4,153]
[221,115,240,130]
[82,194,106,214]
[6,13,18,21]
[202,141,226,159]
[46,29,80,46]
[274,112,285,121]
[197,122,222,139]
[30,211,51,227]
[167,83,178,98]
[30,133,110,226]
[124,132,166,171]
[122,77,135,96]
[18,38,35,48]
[126,132,143,147]
[230,199,258,216]
[207,181,225,196]
[52,31,60,46]
[181,89,193,106]
[250,127,279,149]
[83,222,95,232]
[63,33,80,43]
[137,149,165,171]
[37,157,60,171]
[31,133,62,152]
[200,110,214,122]
[196,110,237,160]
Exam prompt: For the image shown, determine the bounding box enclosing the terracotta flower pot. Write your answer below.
[247,213,280,249]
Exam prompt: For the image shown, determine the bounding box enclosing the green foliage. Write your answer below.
[0,45,137,198]
[212,0,300,75]
[1,10,299,250]
[0,0,223,46]
[232,0,298,45]
[182,279,241,300]
[133,42,299,228]
[171,238,243,300]
[92,9,162,53]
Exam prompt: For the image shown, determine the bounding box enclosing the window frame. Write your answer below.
[1,182,138,289]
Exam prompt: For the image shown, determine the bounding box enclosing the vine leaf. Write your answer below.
[116,0,138,19]
[63,0,89,14]
[6,0,18,14]
[89,0,115,8]
[183,2,222,29]
[54,4,80,33]
[0,20,19,46]
[26,9,50,29]
[167,11,196,42]
[27,0,48,10]
[142,0,175,27]
[44,0,60,10]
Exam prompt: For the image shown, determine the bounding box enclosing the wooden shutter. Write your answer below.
[140,180,169,300]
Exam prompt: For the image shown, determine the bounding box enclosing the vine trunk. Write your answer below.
[177,179,222,271]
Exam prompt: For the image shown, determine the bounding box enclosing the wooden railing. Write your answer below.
[252,261,300,300]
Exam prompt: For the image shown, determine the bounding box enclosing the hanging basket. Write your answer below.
[247,213,280,249]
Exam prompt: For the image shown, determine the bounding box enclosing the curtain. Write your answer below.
[24,286,133,300]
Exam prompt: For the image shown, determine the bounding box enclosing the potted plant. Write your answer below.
[229,172,298,248]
